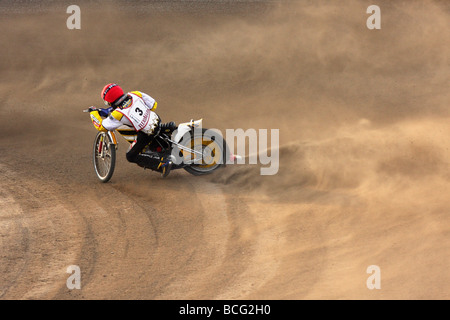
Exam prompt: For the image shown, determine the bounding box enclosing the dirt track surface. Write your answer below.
[0,1,449,299]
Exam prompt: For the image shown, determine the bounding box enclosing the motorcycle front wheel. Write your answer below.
[93,131,116,183]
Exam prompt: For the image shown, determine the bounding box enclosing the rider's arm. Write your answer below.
[130,91,157,111]
[90,109,123,131]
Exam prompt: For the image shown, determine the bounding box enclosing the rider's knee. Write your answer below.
[126,151,136,163]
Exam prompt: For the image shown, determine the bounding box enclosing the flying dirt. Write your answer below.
[0,0,449,299]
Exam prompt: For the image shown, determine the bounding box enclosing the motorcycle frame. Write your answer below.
[108,121,205,165]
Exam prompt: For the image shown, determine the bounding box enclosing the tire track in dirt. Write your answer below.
[0,135,282,299]
[148,179,231,299]
[0,161,163,299]
[100,171,236,299]
[0,163,81,299]
[0,181,29,298]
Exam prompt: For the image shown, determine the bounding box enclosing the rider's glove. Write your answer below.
[98,107,113,118]
[88,106,97,113]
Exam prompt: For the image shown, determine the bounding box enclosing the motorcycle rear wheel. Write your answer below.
[181,128,229,176]
[93,131,116,183]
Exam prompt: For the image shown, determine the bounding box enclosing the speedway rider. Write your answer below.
[88,83,173,177]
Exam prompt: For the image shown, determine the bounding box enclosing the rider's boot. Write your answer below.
[135,150,173,177]
[158,155,173,178]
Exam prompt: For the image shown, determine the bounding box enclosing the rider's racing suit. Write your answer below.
[89,91,169,171]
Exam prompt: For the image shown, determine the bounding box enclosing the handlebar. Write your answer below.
[83,106,97,113]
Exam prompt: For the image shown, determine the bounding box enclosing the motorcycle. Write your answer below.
[83,108,235,183]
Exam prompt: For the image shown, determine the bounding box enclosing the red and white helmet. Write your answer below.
[101,83,124,107]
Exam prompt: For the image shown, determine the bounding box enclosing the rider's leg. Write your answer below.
[126,131,171,172]
[126,131,157,168]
